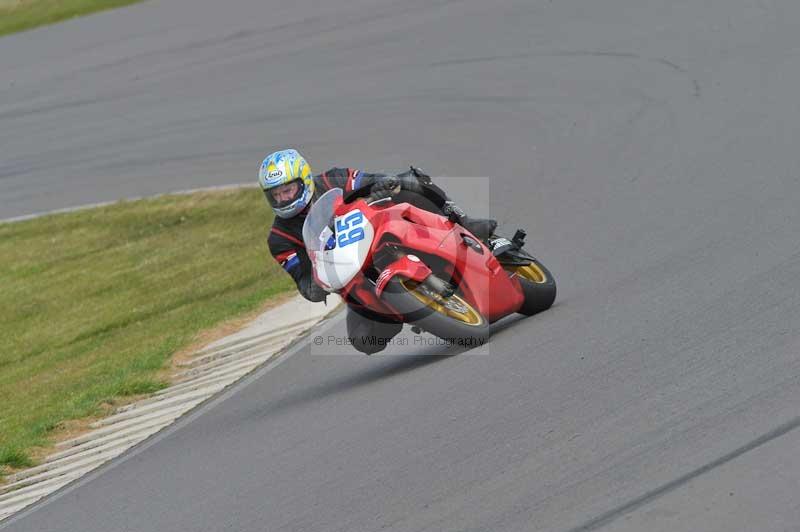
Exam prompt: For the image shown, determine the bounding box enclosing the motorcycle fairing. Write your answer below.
[374,255,433,297]
[347,199,525,322]
[311,208,375,291]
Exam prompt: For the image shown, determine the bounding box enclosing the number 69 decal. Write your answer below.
[335,211,365,247]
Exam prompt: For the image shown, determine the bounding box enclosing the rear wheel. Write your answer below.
[508,259,556,316]
[381,278,490,349]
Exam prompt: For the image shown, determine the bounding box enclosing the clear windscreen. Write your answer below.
[302,188,343,252]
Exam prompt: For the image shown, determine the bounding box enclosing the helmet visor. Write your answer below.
[265,179,304,209]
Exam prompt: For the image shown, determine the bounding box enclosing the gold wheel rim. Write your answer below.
[400,280,483,326]
[512,263,547,284]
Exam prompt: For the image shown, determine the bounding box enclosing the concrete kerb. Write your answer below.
[1,188,346,521]
[171,355,264,383]
[61,404,191,447]
[172,348,278,381]
[190,315,322,358]
[4,440,140,487]
[1,444,140,494]
[44,425,164,464]
[177,320,316,369]
[0,293,343,521]
[91,391,219,428]
[115,379,232,414]
[152,371,243,398]
[43,429,162,468]
[174,342,284,375]
[0,466,95,511]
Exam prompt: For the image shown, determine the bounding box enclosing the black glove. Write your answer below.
[442,200,466,221]
[372,174,399,191]
[298,275,329,303]
[408,166,432,185]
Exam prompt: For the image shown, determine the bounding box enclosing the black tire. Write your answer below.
[381,279,491,349]
[511,259,557,316]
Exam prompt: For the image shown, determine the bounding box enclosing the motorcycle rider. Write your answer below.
[260,148,496,354]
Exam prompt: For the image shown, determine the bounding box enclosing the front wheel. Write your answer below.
[381,279,490,349]
[508,259,557,316]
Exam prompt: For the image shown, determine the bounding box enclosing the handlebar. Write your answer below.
[342,185,375,204]
[342,175,425,205]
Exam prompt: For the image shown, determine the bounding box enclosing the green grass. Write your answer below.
[0,0,143,37]
[0,189,294,475]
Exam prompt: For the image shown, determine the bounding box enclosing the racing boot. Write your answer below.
[442,201,498,242]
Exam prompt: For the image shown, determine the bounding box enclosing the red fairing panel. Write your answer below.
[374,256,433,297]
[432,226,524,322]
[354,200,524,322]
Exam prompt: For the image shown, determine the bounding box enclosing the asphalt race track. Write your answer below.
[4,0,800,530]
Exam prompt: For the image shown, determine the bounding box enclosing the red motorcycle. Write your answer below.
[302,184,556,347]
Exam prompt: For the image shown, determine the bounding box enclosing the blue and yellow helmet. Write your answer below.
[258,149,314,218]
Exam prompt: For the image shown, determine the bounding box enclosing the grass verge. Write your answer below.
[0,0,142,38]
[0,188,294,477]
